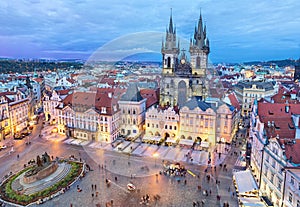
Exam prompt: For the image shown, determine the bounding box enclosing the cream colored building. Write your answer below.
[234,81,277,116]
[144,97,239,147]
[56,89,120,143]
[118,83,146,139]
[145,106,179,144]
[283,168,300,207]
[250,99,300,207]
[43,89,71,123]
[6,91,29,137]
[0,95,10,141]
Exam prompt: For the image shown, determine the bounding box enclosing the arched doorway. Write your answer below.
[196,136,202,144]
[178,80,187,107]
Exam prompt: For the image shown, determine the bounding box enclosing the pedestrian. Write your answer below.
[17,154,19,159]
[96,191,99,197]
[92,184,94,190]
[228,186,230,192]
[95,184,97,190]
[92,193,94,198]
[115,176,117,181]
[209,189,211,195]
[184,180,187,185]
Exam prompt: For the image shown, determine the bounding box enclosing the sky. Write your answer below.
[0,0,300,63]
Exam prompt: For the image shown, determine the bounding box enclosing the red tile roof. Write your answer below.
[140,88,159,108]
[228,92,241,111]
[56,89,71,96]
[63,88,124,115]
[33,78,43,83]
[279,139,300,164]
[258,101,300,139]
[66,78,76,84]
[271,86,300,104]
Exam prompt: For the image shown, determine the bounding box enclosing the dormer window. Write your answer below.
[101,107,106,114]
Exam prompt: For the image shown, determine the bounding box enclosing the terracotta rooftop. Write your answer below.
[140,88,159,108]
[66,78,76,84]
[33,78,43,83]
[271,86,300,104]
[279,139,300,164]
[56,89,71,96]
[258,101,300,139]
[63,88,122,115]
[228,92,241,111]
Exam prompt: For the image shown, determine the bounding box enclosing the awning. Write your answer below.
[200,141,210,148]
[179,139,194,146]
[233,170,258,196]
[166,138,178,143]
[239,197,265,207]
[143,136,162,142]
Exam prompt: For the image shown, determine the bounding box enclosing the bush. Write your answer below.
[0,161,83,205]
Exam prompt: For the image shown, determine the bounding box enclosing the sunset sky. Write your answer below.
[1,0,300,63]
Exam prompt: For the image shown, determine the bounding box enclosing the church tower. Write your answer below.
[189,12,210,76]
[161,10,179,75]
[160,12,210,107]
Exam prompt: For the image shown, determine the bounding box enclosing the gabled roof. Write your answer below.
[228,92,240,110]
[140,88,159,109]
[120,83,144,102]
[279,139,300,164]
[271,86,300,104]
[182,96,211,111]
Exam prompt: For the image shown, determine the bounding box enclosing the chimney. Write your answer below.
[285,100,290,113]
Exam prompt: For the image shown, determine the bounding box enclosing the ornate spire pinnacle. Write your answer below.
[168,8,174,34]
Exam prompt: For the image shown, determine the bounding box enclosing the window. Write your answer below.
[165,125,167,129]
[270,173,274,183]
[291,176,295,185]
[277,179,282,190]
[147,123,150,127]
[297,200,300,207]
[133,110,136,114]
[133,129,137,133]
[169,125,172,130]
[174,126,177,130]
[288,192,293,203]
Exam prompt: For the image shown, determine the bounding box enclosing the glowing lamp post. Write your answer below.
[153,152,159,167]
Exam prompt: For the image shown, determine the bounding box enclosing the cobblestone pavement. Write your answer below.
[0,120,247,207]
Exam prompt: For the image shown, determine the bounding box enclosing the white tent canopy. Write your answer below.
[233,170,258,196]
[179,139,194,146]
[239,197,265,207]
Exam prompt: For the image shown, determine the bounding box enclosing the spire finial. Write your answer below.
[169,8,174,34]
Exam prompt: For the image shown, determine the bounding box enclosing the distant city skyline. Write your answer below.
[0,0,300,63]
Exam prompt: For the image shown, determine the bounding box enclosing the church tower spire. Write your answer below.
[161,8,179,75]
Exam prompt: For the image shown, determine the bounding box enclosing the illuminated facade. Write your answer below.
[57,89,120,143]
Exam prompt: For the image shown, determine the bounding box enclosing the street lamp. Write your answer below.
[153,152,159,167]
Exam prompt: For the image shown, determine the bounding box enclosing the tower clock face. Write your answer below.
[181,58,186,64]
